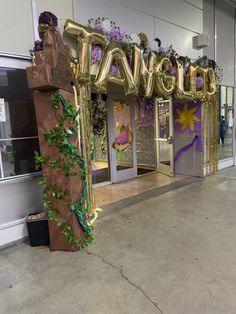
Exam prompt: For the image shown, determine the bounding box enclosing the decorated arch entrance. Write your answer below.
[26,11,219,251]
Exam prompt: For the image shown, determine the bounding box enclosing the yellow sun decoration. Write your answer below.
[175,103,200,131]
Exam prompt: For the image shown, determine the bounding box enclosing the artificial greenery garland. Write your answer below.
[35,92,93,247]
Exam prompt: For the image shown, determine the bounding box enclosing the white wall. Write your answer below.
[0,0,34,56]
[0,177,43,248]
[215,0,235,87]
[203,0,215,60]
[74,0,155,40]
[203,0,236,167]
[34,0,74,37]
[73,0,203,59]
[0,0,204,59]
[154,0,203,59]
[203,0,235,87]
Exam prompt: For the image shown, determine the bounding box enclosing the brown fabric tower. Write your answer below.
[26,30,87,251]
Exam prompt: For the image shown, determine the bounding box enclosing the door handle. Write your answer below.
[167,136,174,144]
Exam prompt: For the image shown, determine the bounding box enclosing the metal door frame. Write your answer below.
[154,96,174,176]
[107,93,137,183]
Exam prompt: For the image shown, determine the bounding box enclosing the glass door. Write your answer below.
[154,97,174,176]
[108,94,137,182]
[218,86,234,161]
[90,94,110,185]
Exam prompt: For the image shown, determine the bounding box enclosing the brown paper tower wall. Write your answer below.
[26,30,88,251]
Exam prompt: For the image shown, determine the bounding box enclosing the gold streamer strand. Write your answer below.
[79,84,94,212]
[202,96,218,175]
[72,76,102,225]
[72,85,82,155]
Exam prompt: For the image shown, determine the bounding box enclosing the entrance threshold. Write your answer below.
[93,181,112,189]
[94,172,187,209]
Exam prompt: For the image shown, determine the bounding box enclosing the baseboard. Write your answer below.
[0,219,27,248]
[218,158,234,170]
[93,181,112,189]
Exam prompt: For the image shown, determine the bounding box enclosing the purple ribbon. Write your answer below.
[174,135,202,162]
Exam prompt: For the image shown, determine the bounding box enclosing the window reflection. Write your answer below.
[0,68,38,139]
[0,139,40,178]
[218,86,234,160]
[0,67,40,179]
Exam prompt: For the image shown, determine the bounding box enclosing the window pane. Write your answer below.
[0,155,2,179]
[113,99,133,171]
[220,86,227,110]
[91,94,110,184]
[135,97,155,175]
[0,139,40,178]
[218,86,233,160]
[158,101,170,139]
[0,67,38,139]
[227,87,233,106]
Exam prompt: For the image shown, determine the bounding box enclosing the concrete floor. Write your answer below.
[94,172,186,208]
[1,167,236,314]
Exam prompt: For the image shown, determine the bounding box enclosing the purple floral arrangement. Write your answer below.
[32,11,59,52]
[109,27,124,41]
[38,11,58,28]
[196,76,204,90]
[33,40,43,52]
[89,18,127,75]
[91,45,102,64]
[88,17,167,77]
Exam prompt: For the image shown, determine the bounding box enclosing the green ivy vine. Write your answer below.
[35,92,93,248]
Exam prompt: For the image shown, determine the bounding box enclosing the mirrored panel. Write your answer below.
[135,97,155,175]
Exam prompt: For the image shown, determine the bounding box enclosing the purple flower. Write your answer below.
[91,45,102,64]
[202,57,208,67]
[94,23,104,31]
[111,64,120,77]
[34,40,43,52]
[170,56,177,67]
[196,76,204,90]
[169,67,177,76]
[183,64,189,74]
[158,46,165,54]
[202,60,208,67]
[154,37,161,47]
[109,27,124,41]
[39,11,58,28]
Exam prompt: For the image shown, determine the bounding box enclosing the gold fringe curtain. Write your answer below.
[202,95,218,175]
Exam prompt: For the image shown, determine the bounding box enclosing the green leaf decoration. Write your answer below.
[35,92,93,248]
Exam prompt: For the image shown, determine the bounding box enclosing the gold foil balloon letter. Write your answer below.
[188,65,208,100]
[175,59,193,102]
[154,57,176,97]
[207,68,216,98]
[64,19,105,82]
[94,41,137,95]
[132,45,157,98]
